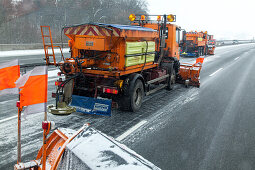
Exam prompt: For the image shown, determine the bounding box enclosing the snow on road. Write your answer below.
[0,48,69,57]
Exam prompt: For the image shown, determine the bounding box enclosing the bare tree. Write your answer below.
[0,0,148,44]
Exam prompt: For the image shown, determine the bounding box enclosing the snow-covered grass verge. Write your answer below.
[0,48,69,57]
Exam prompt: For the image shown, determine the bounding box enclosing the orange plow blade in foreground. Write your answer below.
[14,124,160,170]
[177,58,204,88]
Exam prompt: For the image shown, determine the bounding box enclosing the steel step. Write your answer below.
[146,84,167,96]
[146,74,169,85]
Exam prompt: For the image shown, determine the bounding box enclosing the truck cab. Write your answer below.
[131,15,181,60]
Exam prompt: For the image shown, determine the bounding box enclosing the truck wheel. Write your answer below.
[173,58,180,73]
[120,79,144,112]
[196,48,200,57]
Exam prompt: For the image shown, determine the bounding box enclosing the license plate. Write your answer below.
[71,95,111,116]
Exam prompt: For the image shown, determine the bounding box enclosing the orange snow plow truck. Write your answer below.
[181,31,215,57]
[40,14,204,116]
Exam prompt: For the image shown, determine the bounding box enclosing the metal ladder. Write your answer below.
[40,26,64,66]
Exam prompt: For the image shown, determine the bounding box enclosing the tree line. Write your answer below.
[0,0,148,44]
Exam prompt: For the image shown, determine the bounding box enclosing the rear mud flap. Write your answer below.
[71,95,112,116]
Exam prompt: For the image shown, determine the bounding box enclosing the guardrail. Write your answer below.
[216,40,254,46]
[15,40,253,70]
[1,40,253,51]
[20,62,47,68]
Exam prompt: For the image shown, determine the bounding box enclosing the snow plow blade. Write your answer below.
[14,124,160,170]
[177,57,204,88]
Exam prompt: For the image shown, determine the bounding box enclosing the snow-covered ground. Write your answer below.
[0,48,69,57]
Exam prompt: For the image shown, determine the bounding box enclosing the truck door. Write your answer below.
[175,27,181,59]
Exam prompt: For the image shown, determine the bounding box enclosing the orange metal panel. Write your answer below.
[198,41,206,46]
[120,29,158,38]
[82,62,157,77]
[64,25,120,37]
[141,23,180,60]
[74,37,109,51]
[35,130,68,170]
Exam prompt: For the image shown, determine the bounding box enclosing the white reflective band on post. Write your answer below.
[30,66,48,76]
[0,59,18,69]
[15,70,32,88]
[15,66,48,88]
[0,88,19,95]
[23,103,46,119]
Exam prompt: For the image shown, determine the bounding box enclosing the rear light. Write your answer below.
[52,92,56,98]
[42,121,55,130]
[112,89,118,94]
[55,78,63,86]
[16,101,20,108]
[42,121,49,130]
[103,87,118,94]
[106,88,111,93]
[57,72,62,76]
[55,81,63,86]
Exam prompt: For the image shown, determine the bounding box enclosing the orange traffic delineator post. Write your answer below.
[16,101,22,164]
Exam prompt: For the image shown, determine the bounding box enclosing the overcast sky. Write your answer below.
[147,0,255,40]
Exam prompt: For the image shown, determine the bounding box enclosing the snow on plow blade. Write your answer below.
[15,125,160,170]
[177,58,204,88]
[58,126,161,170]
[71,95,112,116]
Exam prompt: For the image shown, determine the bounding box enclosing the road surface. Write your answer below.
[0,43,255,169]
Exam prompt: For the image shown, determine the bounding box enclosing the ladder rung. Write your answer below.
[41,26,60,66]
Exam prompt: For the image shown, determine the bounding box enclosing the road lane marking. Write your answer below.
[209,68,223,77]
[234,57,239,60]
[116,120,147,141]
[0,99,55,123]
[0,99,17,104]
[48,77,60,82]
[0,115,18,123]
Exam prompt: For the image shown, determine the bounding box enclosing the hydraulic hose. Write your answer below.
[55,73,81,109]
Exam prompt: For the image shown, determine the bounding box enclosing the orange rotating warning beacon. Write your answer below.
[40,14,204,116]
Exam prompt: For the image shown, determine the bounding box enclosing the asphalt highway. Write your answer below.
[124,43,255,170]
[0,43,255,169]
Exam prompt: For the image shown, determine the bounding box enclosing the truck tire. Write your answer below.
[173,58,180,73]
[165,57,180,74]
[196,51,199,57]
[119,79,144,112]
[161,62,176,91]
[202,47,205,56]
[166,69,176,90]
